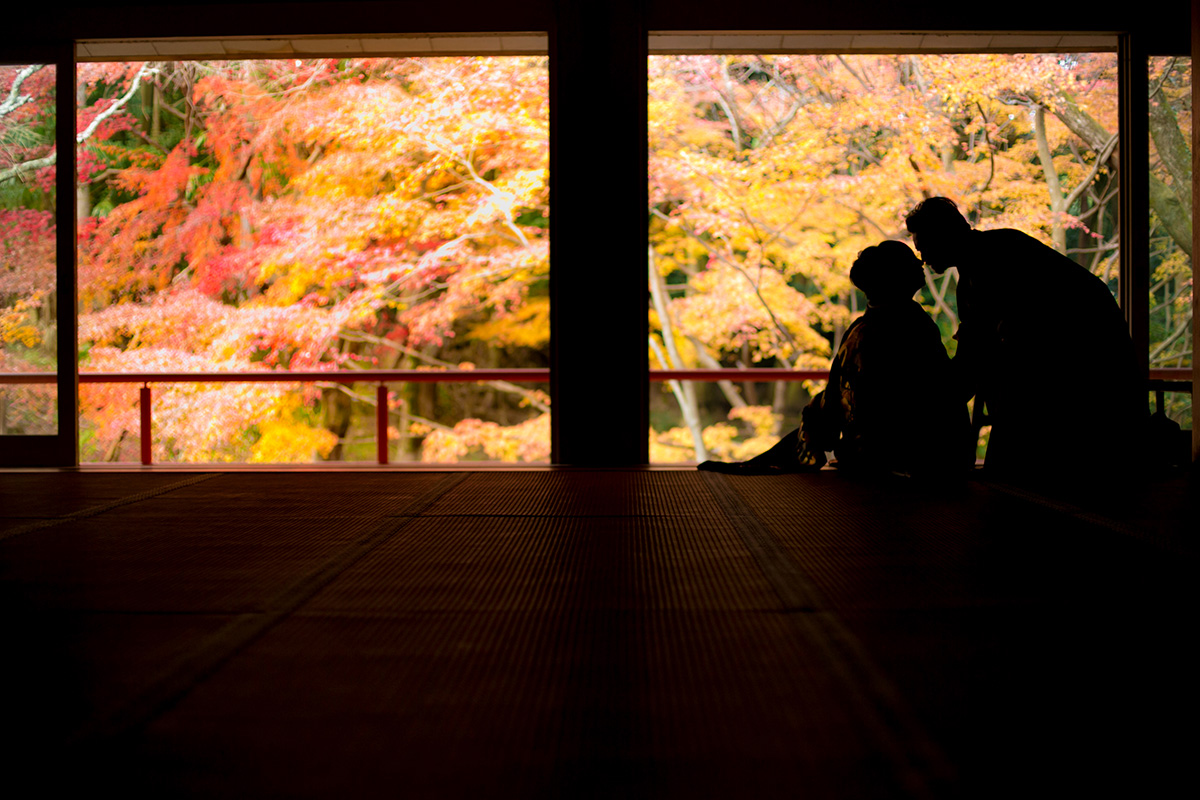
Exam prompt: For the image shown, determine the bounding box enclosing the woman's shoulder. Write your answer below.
[856,302,946,356]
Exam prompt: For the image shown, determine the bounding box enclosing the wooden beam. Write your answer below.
[1193,0,1199,462]
[550,1,649,464]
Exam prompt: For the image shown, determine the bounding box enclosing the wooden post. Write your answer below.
[1193,0,1200,462]
[1119,34,1151,383]
[377,384,389,465]
[140,384,152,465]
[551,1,649,464]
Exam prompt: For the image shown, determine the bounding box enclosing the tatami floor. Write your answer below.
[1,468,1194,798]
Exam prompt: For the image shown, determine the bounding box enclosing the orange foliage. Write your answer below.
[649,53,1123,462]
[72,57,550,462]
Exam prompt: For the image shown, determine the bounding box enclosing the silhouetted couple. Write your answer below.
[701,197,1142,482]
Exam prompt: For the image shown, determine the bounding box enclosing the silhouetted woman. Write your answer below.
[699,241,970,476]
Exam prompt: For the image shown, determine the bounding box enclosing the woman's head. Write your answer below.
[850,241,925,304]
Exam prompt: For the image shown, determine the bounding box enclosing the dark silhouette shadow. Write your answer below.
[699,241,971,478]
[904,197,1144,488]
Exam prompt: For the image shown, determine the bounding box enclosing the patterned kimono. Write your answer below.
[796,299,969,475]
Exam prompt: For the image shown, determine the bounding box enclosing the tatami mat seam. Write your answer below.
[701,471,956,800]
[982,480,1196,556]
[63,472,470,747]
[0,473,220,542]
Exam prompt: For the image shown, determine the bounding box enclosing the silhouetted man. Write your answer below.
[904,197,1142,479]
[700,241,970,476]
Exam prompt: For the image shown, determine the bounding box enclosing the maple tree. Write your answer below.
[63,56,549,462]
[0,64,57,435]
[1,53,1191,459]
[648,53,1191,462]
[1148,57,1193,426]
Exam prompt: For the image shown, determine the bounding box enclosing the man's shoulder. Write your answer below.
[969,228,1082,270]
[972,228,1044,248]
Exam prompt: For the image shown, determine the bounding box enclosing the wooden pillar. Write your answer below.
[57,40,79,467]
[1119,33,1151,381]
[0,41,80,467]
[140,385,152,465]
[549,1,649,464]
[1194,0,1200,461]
[376,384,389,465]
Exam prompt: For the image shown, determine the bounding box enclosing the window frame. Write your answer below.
[0,46,78,467]
[1,11,1192,467]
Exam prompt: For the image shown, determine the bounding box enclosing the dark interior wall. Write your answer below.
[642,2,1187,51]
[8,1,1191,52]
[3,0,1191,464]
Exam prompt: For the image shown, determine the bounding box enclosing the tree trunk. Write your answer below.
[76,181,90,226]
[321,387,352,461]
[1150,177,1194,257]
[1148,89,1192,218]
[1032,105,1068,253]
[141,82,154,132]
[649,246,707,460]
[771,380,786,435]
[1049,90,1192,256]
[151,84,163,140]
[832,291,847,354]
[76,82,91,222]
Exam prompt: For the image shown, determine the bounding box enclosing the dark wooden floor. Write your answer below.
[0,468,1194,798]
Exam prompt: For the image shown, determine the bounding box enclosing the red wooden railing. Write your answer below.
[1,367,1193,465]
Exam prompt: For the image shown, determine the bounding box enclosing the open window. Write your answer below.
[1,59,75,467]
[1147,54,1192,434]
[646,33,1140,464]
[10,35,551,466]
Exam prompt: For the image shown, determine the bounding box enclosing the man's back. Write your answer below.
[955,228,1141,474]
[957,229,1126,343]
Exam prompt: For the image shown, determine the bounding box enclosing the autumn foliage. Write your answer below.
[5,57,550,459]
[0,64,58,435]
[648,53,1192,462]
[0,53,1192,460]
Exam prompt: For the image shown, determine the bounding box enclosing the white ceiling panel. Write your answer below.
[649,30,1118,54]
[76,33,548,61]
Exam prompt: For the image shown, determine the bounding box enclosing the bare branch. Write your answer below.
[649,244,701,414]
[77,64,159,145]
[1061,132,1119,214]
[753,57,804,145]
[0,153,56,185]
[0,64,44,118]
[715,61,744,152]
[652,208,796,365]
[649,334,708,460]
[687,335,748,412]
[835,56,871,92]
[971,102,996,203]
[833,200,899,240]
[1149,311,1193,360]
[5,65,170,185]
[1147,57,1178,101]
[405,413,455,433]
[124,125,170,154]
[337,330,550,413]
[923,266,959,326]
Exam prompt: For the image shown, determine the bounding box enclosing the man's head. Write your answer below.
[904,196,971,272]
[850,240,925,305]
